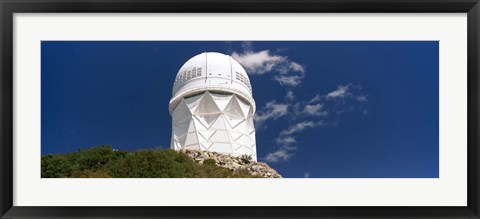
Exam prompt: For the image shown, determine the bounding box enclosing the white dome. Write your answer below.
[169,52,255,113]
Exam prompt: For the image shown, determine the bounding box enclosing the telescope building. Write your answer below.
[169,52,257,161]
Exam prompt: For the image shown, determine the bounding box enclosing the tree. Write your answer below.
[41,155,74,178]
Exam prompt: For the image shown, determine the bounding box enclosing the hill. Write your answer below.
[41,145,281,178]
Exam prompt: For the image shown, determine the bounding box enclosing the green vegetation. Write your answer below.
[239,154,252,165]
[41,145,255,178]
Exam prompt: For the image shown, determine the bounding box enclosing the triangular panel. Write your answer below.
[187,119,196,133]
[238,97,251,118]
[224,96,246,128]
[173,124,189,145]
[185,132,199,146]
[192,118,207,131]
[238,135,252,146]
[195,92,221,114]
[210,93,233,111]
[247,107,255,128]
[249,131,256,143]
[225,96,245,118]
[228,132,242,141]
[194,113,221,129]
[200,142,213,150]
[176,133,188,147]
[211,115,228,130]
[172,99,192,126]
[194,92,222,129]
[184,93,204,113]
[225,117,245,129]
[196,132,206,142]
[198,130,216,141]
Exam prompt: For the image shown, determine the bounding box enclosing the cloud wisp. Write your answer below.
[232,50,286,75]
[265,120,325,163]
[274,75,304,87]
[285,90,295,101]
[301,103,328,117]
[326,84,351,99]
[264,149,294,163]
[280,120,326,136]
[231,43,306,87]
[254,100,289,127]
[263,84,369,163]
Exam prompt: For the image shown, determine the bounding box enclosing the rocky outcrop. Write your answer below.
[181,149,282,178]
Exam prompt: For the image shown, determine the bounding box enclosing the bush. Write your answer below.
[76,145,127,171]
[239,154,252,164]
[233,168,259,178]
[203,159,216,166]
[41,155,74,178]
[198,164,234,178]
[107,149,200,178]
[41,146,257,178]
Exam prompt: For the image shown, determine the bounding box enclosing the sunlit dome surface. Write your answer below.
[169,52,254,113]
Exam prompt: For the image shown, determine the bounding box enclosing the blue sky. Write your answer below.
[41,41,439,178]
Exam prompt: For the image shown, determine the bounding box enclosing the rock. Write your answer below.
[180,150,283,178]
[231,162,241,169]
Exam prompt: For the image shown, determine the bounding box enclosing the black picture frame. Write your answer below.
[1,0,479,218]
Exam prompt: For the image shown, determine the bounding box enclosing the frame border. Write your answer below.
[1,0,479,218]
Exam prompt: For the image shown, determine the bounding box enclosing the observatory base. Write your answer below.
[171,91,257,161]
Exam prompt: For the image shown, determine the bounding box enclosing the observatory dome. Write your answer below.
[169,52,255,113]
[169,52,257,160]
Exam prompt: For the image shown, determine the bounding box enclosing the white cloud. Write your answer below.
[274,75,304,87]
[280,120,326,136]
[231,47,306,87]
[266,119,323,163]
[264,149,294,163]
[275,136,297,147]
[254,100,289,125]
[289,62,305,73]
[309,94,322,103]
[356,95,368,102]
[302,103,328,117]
[285,90,295,101]
[327,84,351,99]
[231,50,286,75]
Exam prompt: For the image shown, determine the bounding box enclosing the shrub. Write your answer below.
[198,163,233,178]
[239,154,252,164]
[203,159,216,166]
[107,149,200,178]
[233,168,259,178]
[76,145,127,171]
[41,155,74,178]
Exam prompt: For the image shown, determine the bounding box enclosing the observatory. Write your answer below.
[169,52,257,160]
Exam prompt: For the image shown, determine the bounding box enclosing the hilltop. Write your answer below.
[41,145,281,178]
